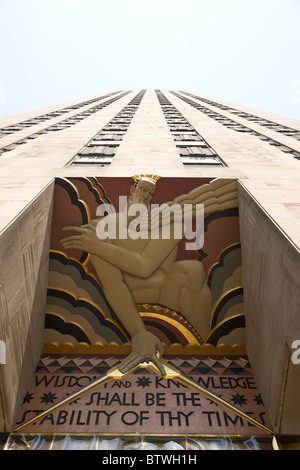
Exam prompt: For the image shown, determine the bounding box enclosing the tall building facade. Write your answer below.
[1,90,300,450]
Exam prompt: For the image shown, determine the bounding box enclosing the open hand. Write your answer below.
[60,224,99,254]
[118,331,166,376]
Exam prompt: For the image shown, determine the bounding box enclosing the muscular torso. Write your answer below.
[93,214,180,303]
[119,237,179,303]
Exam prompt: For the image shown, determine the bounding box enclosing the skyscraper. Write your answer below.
[1,90,300,449]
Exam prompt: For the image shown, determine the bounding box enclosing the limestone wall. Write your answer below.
[239,182,300,433]
[0,181,54,431]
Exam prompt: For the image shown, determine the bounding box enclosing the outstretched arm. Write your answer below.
[60,229,166,375]
[61,224,178,279]
[90,254,166,375]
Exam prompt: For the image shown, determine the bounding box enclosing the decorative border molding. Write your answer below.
[42,341,247,356]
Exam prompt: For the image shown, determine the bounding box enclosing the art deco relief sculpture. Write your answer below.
[61,176,238,375]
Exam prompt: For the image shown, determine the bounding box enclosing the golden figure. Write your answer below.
[61,177,238,374]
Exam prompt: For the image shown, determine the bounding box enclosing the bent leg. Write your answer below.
[159,260,212,340]
[90,254,166,373]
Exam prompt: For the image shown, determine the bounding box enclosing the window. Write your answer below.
[181,155,222,165]
[72,155,113,166]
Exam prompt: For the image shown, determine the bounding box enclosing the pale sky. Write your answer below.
[0,0,300,119]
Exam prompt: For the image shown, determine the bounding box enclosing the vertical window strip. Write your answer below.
[179,91,300,141]
[70,90,146,166]
[172,91,300,161]
[0,91,131,156]
[155,90,225,166]
[0,91,122,138]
